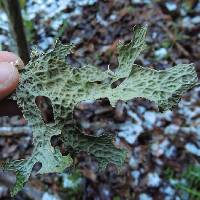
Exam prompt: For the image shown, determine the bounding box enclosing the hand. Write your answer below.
[0,51,24,100]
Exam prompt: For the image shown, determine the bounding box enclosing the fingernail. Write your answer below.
[0,51,25,70]
[14,58,24,69]
[10,58,24,70]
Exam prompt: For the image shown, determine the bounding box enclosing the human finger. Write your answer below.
[0,62,19,100]
[0,51,24,69]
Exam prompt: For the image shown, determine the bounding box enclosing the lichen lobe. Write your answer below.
[4,25,199,196]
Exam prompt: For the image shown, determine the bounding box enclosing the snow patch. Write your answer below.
[147,172,161,187]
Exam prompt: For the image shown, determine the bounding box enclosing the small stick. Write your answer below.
[158,23,191,59]
[2,0,30,64]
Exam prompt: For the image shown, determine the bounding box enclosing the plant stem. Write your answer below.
[3,0,30,64]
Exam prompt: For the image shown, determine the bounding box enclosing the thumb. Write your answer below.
[0,62,19,100]
[0,51,24,100]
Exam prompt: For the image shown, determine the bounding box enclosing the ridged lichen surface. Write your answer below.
[3,25,199,196]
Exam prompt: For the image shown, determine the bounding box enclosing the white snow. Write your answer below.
[118,121,143,144]
[42,193,60,200]
[139,193,153,200]
[191,16,200,24]
[154,48,168,60]
[137,106,146,114]
[129,156,139,168]
[131,170,140,185]
[62,173,81,189]
[165,145,176,158]
[151,139,171,157]
[165,2,177,11]
[164,124,179,135]
[144,111,157,129]
[147,172,161,187]
[161,185,175,197]
[185,143,200,156]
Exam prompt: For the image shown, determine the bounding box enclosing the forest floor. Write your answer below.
[0,0,200,199]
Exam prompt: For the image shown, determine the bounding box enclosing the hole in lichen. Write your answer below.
[111,78,126,89]
[35,96,55,124]
[73,98,114,137]
[66,53,82,68]
[51,135,62,147]
[32,162,42,174]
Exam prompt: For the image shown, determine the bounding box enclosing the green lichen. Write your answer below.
[62,126,127,170]
[3,25,199,196]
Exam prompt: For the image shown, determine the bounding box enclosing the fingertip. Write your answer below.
[0,51,24,69]
[0,62,19,100]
